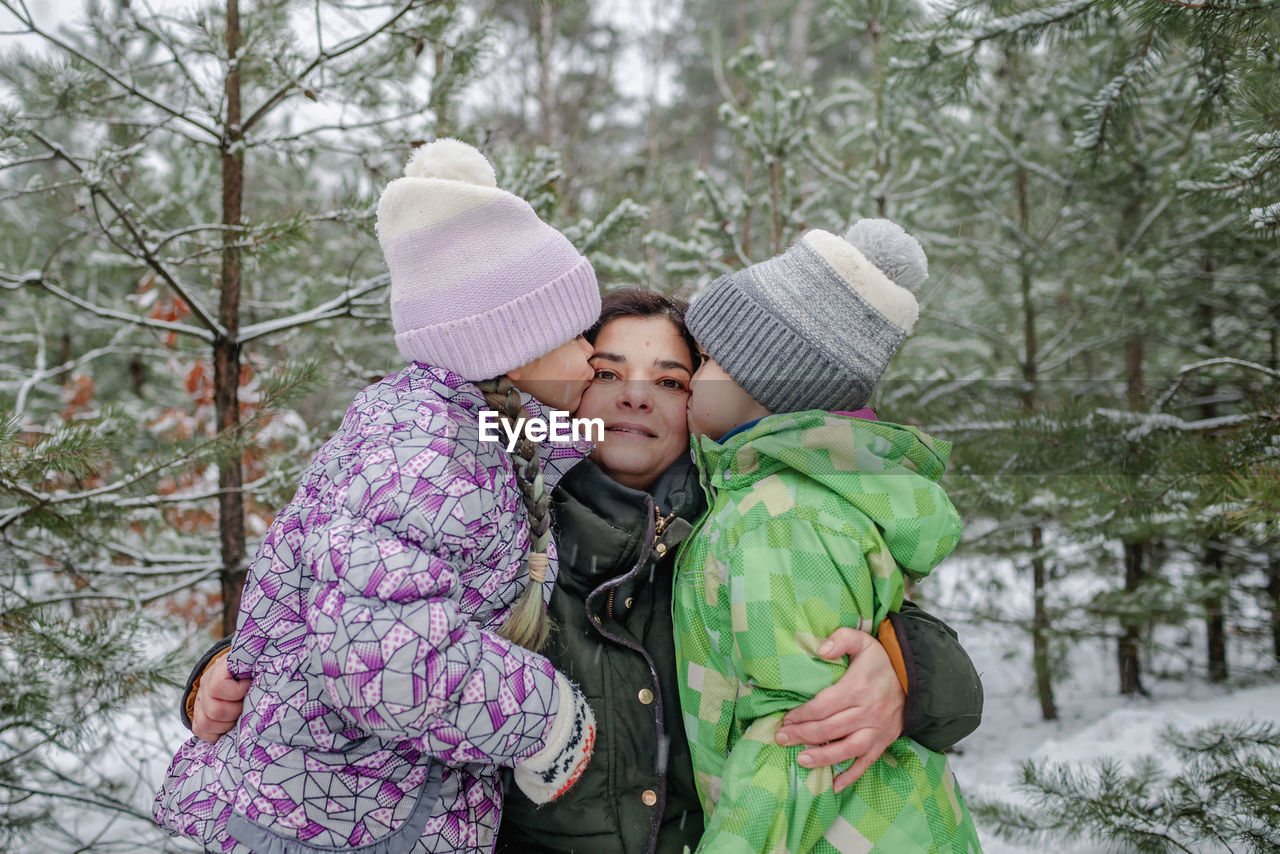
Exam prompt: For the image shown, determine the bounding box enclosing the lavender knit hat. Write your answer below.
[376,139,601,380]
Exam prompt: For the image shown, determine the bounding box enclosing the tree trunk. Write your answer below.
[787,0,812,72]
[1204,542,1227,682]
[1268,554,1280,668]
[869,16,887,218]
[1270,317,1278,372]
[536,0,557,148]
[1196,278,1228,683]
[1270,316,1278,668]
[217,0,246,636]
[1118,540,1147,696]
[1031,525,1058,720]
[1117,281,1149,697]
[433,44,451,136]
[1016,163,1056,721]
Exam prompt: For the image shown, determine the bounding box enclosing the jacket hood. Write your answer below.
[692,410,961,579]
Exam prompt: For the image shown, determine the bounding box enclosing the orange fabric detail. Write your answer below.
[877,618,909,696]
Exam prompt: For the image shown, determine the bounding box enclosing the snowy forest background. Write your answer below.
[1,0,1279,851]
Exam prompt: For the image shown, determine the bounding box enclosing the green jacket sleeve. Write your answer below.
[695,519,877,854]
[892,601,983,750]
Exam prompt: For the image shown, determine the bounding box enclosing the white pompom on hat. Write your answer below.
[402,138,498,186]
[376,139,600,381]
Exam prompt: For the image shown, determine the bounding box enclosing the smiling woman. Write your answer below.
[576,310,697,490]
[181,286,986,854]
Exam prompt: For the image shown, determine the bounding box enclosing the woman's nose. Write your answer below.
[618,381,652,410]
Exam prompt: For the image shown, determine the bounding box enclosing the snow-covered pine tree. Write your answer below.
[905,0,1280,709]
[914,0,1280,230]
[888,34,1123,719]
[971,719,1280,853]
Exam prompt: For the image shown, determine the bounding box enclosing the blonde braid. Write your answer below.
[475,376,552,652]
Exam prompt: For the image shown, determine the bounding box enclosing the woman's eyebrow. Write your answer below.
[590,351,627,364]
[655,359,692,374]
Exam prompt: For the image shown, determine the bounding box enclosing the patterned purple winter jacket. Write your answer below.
[154,363,592,854]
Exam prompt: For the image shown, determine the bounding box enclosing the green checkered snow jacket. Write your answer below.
[673,411,981,854]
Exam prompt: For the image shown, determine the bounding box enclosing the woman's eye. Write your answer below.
[593,369,618,381]
[659,378,688,392]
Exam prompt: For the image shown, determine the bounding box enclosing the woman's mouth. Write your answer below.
[605,422,657,438]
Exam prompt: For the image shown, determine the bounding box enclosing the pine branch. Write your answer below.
[1096,407,1273,440]
[0,270,213,343]
[0,782,153,826]
[901,0,1099,69]
[0,0,221,142]
[0,152,59,171]
[563,198,649,255]
[239,274,389,343]
[102,467,294,510]
[29,131,225,338]
[124,0,220,118]
[11,341,152,417]
[240,0,426,135]
[1154,357,1280,410]
[254,108,429,147]
[0,362,316,531]
[13,570,221,609]
[1076,28,1158,153]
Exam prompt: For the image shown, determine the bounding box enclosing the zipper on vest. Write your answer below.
[607,504,677,621]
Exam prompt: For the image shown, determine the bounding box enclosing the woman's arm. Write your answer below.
[772,601,983,790]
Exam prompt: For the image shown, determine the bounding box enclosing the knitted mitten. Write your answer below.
[513,672,596,804]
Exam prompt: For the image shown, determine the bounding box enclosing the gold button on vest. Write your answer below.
[641,789,657,807]
[638,688,654,705]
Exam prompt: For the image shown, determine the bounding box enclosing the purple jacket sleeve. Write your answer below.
[301,445,560,768]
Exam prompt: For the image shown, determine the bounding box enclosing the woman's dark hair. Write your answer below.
[585,288,700,369]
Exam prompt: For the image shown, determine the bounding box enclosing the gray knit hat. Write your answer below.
[686,219,927,413]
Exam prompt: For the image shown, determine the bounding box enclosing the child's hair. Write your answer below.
[474,375,553,652]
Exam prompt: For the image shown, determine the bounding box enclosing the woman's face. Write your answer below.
[574,315,695,491]
[506,335,595,412]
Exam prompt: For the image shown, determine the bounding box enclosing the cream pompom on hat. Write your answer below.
[376,139,600,380]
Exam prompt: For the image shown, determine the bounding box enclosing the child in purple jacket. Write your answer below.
[154,140,602,854]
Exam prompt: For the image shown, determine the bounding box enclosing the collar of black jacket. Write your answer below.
[551,455,704,596]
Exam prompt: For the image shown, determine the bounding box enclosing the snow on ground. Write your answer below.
[928,553,1280,854]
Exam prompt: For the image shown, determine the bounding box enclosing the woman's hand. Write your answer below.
[192,652,251,743]
[773,627,905,792]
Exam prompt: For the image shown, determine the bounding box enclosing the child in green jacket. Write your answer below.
[674,220,982,854]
